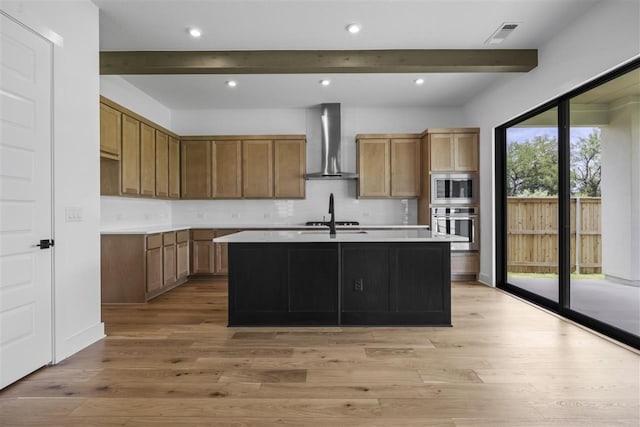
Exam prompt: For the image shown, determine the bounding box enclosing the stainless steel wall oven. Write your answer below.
[431,207,478,251]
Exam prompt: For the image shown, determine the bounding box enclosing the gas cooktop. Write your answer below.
[305,221,360,226]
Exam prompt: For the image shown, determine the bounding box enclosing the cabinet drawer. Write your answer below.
[192,229,216,241]
[163,231,176,246]
[451,252,479,274]
[146,233,162,249]
[176,230,190,243]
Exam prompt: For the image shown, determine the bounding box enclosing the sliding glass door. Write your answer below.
[505,108,559,303]
[496,59,640,348]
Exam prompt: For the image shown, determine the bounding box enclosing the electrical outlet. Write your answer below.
[354,279,364,292]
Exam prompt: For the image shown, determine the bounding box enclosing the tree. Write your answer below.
[570,129,601,197]
[507,134,558,196]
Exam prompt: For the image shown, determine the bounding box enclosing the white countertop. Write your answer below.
[214,229,466,243]
[100,224,431,235]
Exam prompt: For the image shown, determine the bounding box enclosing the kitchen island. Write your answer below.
[215,230,466,326]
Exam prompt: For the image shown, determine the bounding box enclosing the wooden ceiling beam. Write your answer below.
[100,49,537,74]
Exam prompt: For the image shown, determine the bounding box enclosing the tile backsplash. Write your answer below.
[101,180,416,229]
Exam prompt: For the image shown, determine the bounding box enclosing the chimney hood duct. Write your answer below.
[305,103,358,180]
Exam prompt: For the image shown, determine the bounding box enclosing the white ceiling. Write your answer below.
[94,0,602,109]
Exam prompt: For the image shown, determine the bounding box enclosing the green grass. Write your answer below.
[508,272,605,280]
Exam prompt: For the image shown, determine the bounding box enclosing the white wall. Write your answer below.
[601,97,640,284]
[1,1,105,362]
[464,0,640,286]
[100,75,172,130]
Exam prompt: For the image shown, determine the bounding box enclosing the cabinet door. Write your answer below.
[146,247,163,293]
[181,140,212,199]
[163,244,177,287]
[168,136,180,199]
[242,140,273,198]
[177,241,189,279]
[213,230,238,274]
[274,139,306,199]
[429,134,455,172]
[192,240,215,274]
[453,133,479,171]
[155,131,169,197]
[140,123,155,197]
[357,139,390,197]
[212,140,242,198]
[99,103,121,158]
[121,115,141,195]
[390,138,420,197]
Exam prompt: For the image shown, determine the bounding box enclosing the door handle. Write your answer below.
[36,239,54,249]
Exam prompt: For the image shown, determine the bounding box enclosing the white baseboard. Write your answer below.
[53,322,105,364]
[478,272,493,287]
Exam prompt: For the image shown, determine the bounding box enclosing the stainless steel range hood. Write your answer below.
[305,103,358,180]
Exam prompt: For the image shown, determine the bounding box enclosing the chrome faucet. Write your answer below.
[327,193,336,236]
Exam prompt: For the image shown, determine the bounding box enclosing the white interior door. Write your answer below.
[0,13,53,389]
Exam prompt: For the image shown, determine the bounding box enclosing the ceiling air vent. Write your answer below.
[485,22,520,45]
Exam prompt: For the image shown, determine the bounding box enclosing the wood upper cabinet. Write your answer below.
[242,139,273,198]
[357,135,421,198]
[430,131,478,172]
[121,115,141,195]
[140,123,156,197]
[274,139,306,199]
[212,140,242,198]
[390,138,421,197]
[357,138,390,197]
[100,103,121,159]
[155,131,169,198]
[181,140,212,199]
[168,136,180,199]
[453,133,479,171]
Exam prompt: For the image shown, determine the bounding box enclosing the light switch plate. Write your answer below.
[65,207,82,222]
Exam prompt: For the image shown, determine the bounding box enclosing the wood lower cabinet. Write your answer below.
[101,232,188,303]
[190,229,238,276]
[451,252,480,281]
[177,231,190,280]
[162,232,177,286]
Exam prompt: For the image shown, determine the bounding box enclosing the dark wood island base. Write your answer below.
[228,241,451,326]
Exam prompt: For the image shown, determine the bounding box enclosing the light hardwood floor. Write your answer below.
[1,280,638,426]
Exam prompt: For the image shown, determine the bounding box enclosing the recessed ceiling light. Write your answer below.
[346,23,361,34]
[320,79,331,86]
[226,80,237,88]
[188,27,202,38]
[414,78,425,85]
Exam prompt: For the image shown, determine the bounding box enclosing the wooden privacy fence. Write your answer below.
[507,197,601,274]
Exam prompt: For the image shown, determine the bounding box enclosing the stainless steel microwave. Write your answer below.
[431,173,477,205]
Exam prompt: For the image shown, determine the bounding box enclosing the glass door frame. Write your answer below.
[495,57,640,349]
